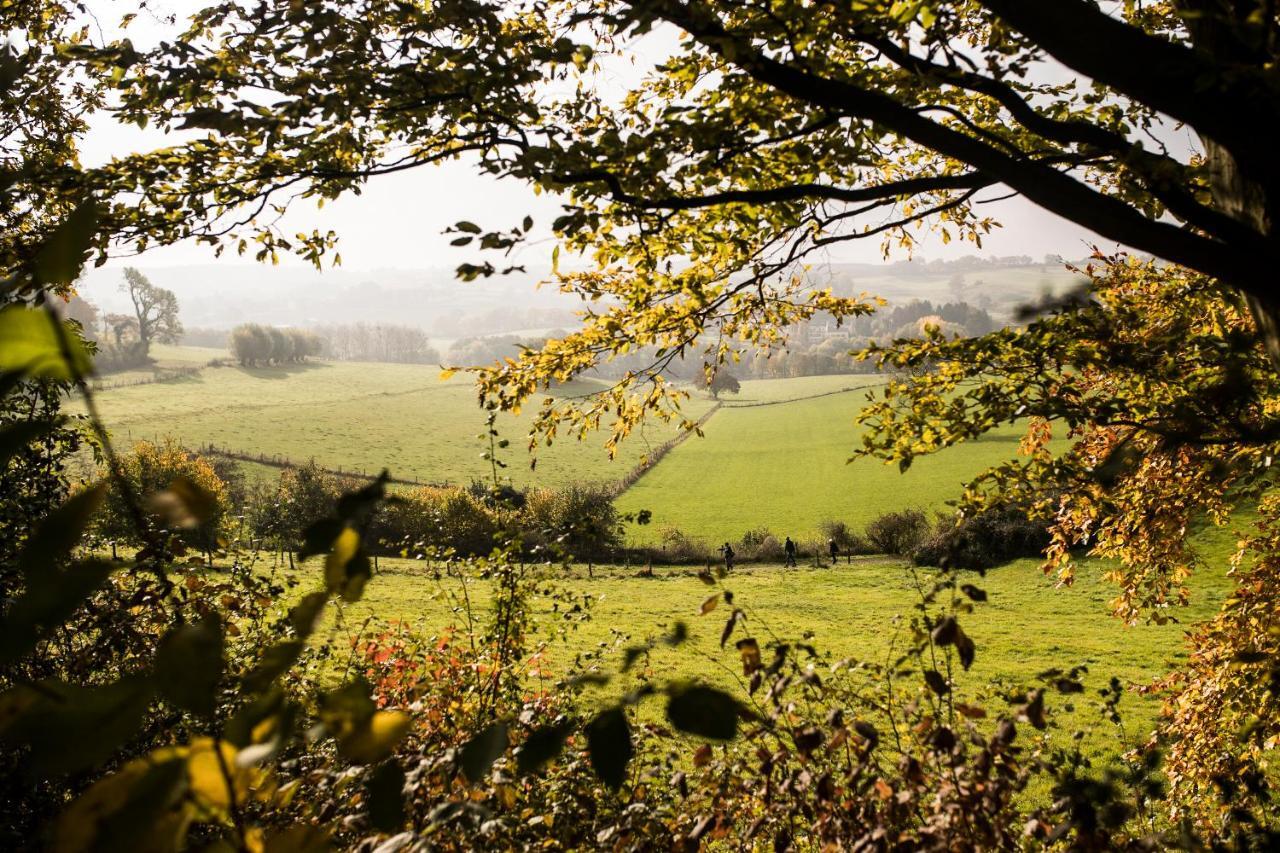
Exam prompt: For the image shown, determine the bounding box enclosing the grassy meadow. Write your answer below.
[618,373,1034,543]
[84,344,1249,769]
[75,349,711,488]
[294,549,1234,768]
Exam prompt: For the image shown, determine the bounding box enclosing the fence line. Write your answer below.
[720,381,888,409]
[192,443,449,488]
[605,403,723,496]
[88,365,204,391]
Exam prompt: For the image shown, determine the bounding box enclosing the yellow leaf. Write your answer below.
[324,528,360,594]
[699,594,718,615]
[187,737,250,813]
[340,710,411,764]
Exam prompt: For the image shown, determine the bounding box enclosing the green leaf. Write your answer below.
[455,221,482,234]
[460,721,508,783]
[0,675,154,779]
[18,484,104,579]
[32,199,99,287]
[366,760,406,833]
[0,305,94,381]
[0,417,61,469]
[288,591,328,638]
[88,756,189,853]
[516,720,573,775]
[155,616,224,716]
[0,558,116,665]
[297,517,343,561]
[924,669,950,696]
[665,684,741,741]
[586,707,632,790]
[55,755,189,853]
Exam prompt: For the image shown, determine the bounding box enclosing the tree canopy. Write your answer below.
[6,0,1280,844]
[15,0,1270,443]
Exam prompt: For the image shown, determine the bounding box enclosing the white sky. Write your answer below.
[80,1,1117,275]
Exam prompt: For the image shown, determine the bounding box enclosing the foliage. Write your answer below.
[90,439,231,556]
[820,518,872,555]
[858,256,1280,829]
[521,484,621,561]
[310,321,440,364]
[229,324,321,367]
[864,508,932,557]
[912,503,1052,571]
[706,369,741,398]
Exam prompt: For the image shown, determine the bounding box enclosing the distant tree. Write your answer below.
[60,294,100,341]
[267,326,289,363]
[120,267,182,356]
[707,370,741,398]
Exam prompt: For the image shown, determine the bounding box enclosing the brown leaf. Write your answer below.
[736,638,761,675]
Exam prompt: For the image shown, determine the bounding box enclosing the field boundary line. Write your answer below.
[193,443,449,488]
[607,402,723,496]
[721,380,888,409]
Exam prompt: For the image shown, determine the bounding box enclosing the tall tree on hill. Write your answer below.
[121,267,182,357]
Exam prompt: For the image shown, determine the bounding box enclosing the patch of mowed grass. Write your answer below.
[617,380,1033,543]
[315,552,1226,767]
[75,349,712,487]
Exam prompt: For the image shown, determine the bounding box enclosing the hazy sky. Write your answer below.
[81,1,1119,276]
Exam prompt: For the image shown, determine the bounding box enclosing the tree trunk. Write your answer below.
[1203,138,1280,367]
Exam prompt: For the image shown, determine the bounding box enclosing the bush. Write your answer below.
[864,508,932,556]
[90,439,231,554]
[912,504,1052,570]
[657,526,711,563]
[521,484,619,561]
[819,519,874,555]
[371,486,507,557]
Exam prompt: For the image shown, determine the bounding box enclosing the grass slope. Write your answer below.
[617,375,1028,544]
[76,350,711,488]
[316,552,1230,765]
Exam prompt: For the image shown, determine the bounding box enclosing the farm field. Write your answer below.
[74,350,712,488]
[617,374,1037,544]
[291,550,1233,768]
[79,353,1049,542]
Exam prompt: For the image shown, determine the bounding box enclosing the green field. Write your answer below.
[76,351,712,488]
[618,374,1029,544]
[84,347,1243,769]
[300,549,1232,767]
[80,352,1049,541]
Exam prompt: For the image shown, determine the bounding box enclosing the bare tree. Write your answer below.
[121,267,182,355]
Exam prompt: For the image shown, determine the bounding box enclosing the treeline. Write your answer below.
[229,324,323,366]
[311,322,441,364]
[879,253,1070,276]
[88,442,627,564]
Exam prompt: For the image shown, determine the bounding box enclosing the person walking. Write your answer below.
[783,536,797,568]
[721,541,736,573]
[828,537,839,566]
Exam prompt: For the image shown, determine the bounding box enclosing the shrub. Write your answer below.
[912,504,1052,570]
[91,439,231,553]
[657,526,711,563]
[864,508,932,556]
[752,534,785,561]
[819,519,874,555]
[521,484,619,560]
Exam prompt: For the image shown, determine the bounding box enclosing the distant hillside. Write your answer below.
[78,256,1091,338]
